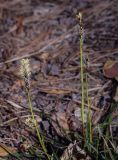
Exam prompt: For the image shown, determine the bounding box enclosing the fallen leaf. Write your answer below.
[61,141,92,160]
[61,142,75,160]
[51,112,70,136]
[103,59,118,80]
[40,88,72,95]
[0,143,16,157]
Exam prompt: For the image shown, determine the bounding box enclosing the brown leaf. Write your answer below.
[103,59,118,80]
[0,143,16,157]
[61,142,75,160]
[51,112,70,136]
[61,141,92,160]
[40,88,71,95]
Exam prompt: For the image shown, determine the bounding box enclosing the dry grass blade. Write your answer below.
[60,142,75,160]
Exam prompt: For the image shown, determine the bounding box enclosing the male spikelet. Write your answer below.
[76,12,82,24]
[20,58,31,90]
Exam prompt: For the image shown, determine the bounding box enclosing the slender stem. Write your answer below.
[26,89,50,160]
[79,19,85,139]
[85,72,92,143]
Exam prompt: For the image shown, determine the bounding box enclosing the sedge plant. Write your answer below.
[76,12,92,144]
[20,58,50,160]
[76,12,85,140]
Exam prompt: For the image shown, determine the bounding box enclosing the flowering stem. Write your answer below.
[78,13,85,140]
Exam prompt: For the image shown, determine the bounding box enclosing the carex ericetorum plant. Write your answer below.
[20,58,50,160]
[76,12,92,144]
